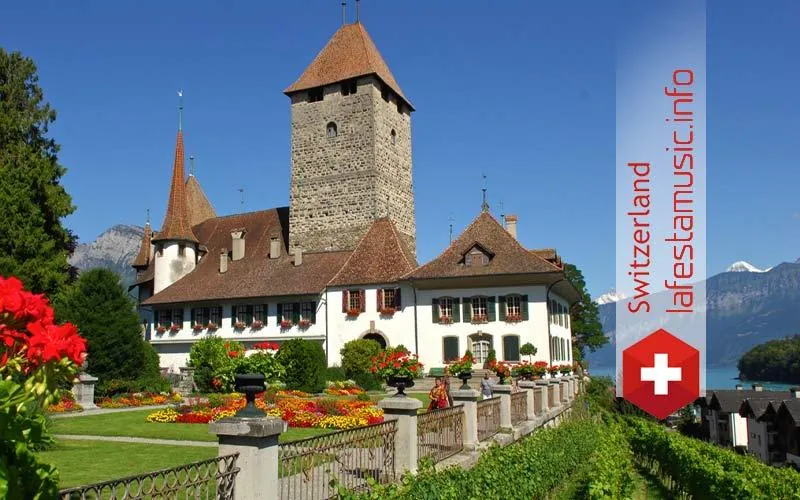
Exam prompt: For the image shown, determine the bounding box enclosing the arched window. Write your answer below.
[326,122,337,138]
[390,129,396,145]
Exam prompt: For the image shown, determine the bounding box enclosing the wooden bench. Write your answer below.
[428,367,446,377]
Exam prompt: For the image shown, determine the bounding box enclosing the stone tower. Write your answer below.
[285,22,416,255]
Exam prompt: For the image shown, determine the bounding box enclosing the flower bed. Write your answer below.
[323,380,364,396]
[97,392,182,409]
[47,393,83,413]
[145,392,383,430]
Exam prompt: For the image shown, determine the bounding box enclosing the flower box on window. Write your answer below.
[233,321,246,330]
[379,307,396,317]
[156,326,167,334]
[280,319,293,329]
[169,324,181,333]
[346,308,360,318]
[298,319,311,329]
[251,320,264,330]
[439,316,452,325]
[505,313,522,323]
[192,324,204,333]
[471,314,488,324]
[206,322,218,332]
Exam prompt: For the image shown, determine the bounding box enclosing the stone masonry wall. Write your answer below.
[289,76,415,255]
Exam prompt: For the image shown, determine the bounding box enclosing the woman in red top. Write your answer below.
[428,377,449,410]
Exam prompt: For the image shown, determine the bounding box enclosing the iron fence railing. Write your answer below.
[417,405,464,465]
[511,391,528,426]
[58,453,239,500]
[279,420,397,500]
[477,396,501,442]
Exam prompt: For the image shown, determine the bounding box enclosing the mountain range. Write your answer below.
[68,225,144,290]
[588,259,800,367]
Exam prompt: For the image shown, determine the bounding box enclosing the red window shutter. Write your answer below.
[377,289,383,311]
[342,290,348,312]
[360,289,366,312]
[395,288,402,309]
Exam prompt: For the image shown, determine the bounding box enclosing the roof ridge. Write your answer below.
[387,219,415,272]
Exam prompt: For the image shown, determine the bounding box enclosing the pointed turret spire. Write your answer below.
[152,122,198,243]
[132,218,153,270]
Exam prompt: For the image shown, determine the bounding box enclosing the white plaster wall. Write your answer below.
[326,285,416,366]
[415,285,553,369]
[549,294,572,364]
[747,418,768,462]
[154,242,196,294]
[730,412,749,447]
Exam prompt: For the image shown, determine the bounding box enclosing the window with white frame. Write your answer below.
[253,304,264,323]
[472,296,487,319]
[209,307,221,326]
[194,308,207,326]
[282,303,296,322]
[158,310,171,328]
[439,297,453,319]
[381,288,396,309]
[300,302,314,322]
[471,339,491,365]
[348,290,362,311]
[171,309,182,327]
[235,305,248,325]
[506,295,521,317]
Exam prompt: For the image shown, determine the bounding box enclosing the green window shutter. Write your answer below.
[202,308,209,323]
[377,289,383,311]
[310,302,317,323]
[395,288,402,309]
[246,305,253,325]
[431,298,440,323]
[503,336,520,362]
[443,337,459,363]
[292,303,301,324]
[277,303,283,321]
[521,295,529,321]
[190,308,196,325]
[453,298,461,323]
[498,296,507,321]
[462,298,472,323]
[487,296,496,322]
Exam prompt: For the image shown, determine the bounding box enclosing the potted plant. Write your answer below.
[371,349,424,397]
[505,312,522,323]
[446,351,474,389]
[298,319,311,329]
[471,314,488,324]
[192,323,204,333]
[379,307,396,317]
[251,320,263,330]
[169,324,181,333]
[484,349,497,370]
[489,360,512,385]
[512,361,536,381]
[279,319,292,329]
[206,322,218,332]
[520,342,537,362]
[346,308,361,318]
[547,365,560,378]
[559,364,572,376]
[233,321,246,330]
[438,315,452,325]
[156,325,167,334]
[533,361,548,379]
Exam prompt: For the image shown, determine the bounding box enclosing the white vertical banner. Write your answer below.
[615,1,707,410]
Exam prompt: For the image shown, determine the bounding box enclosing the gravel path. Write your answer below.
[50,404,171,419]
[54,434,216,448]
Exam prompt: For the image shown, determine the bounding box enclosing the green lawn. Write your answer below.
[40,440,218,489]
[49,409,330,443]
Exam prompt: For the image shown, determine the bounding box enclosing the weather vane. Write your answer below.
[481,174,489,212]
[178,89,183,130]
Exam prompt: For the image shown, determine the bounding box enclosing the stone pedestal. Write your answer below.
[559,380,570,403]
[493,384,513,429]
[72,372,98,410]
[452,389,479,450]
[379,396,422,475]
[178,366,196,396]
[548,381,561,408]
[210,416,286,500]
[534,381,550,413]
[517,381,537,421]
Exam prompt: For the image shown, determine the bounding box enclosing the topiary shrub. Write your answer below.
[325,365,347,382]
[142,341,162,379]
[276,339,326,393]
[340,339,383,390]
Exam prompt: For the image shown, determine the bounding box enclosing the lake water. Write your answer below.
[589,366,796,391]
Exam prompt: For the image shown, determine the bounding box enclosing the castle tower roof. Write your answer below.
[185,175,217,227]
[152,130,198,243]
[284,22,412,109]
[131,222,152,269]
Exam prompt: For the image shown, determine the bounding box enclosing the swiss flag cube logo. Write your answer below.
[622,329,699,420]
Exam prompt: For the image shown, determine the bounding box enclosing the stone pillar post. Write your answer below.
[560,380,570,403]
[210,416,286,500]
[379,397,422,475]
[72,372,98,410]
[452,389,479,450]
[517,381,537,421]
[178,366,196,396]
[493,385,513,429]
[548,380,561,408]
[534,381,550,413]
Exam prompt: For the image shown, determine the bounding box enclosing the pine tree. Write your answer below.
[564,263,607,359]
[55,269,155,382]
[0,49,77,296]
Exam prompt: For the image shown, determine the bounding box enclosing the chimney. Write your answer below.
[293,248,303,266]
[219,249,228,273]
[735,384,743,391]
[505,214,518,240]
[269,237,281,259]
[791,387,800,398]
[231,230,245,261]
[752,384,763,392]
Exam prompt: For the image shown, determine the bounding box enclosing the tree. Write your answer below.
[0,49,77,297]
[564,263,607,359]
[520,342,537,362]
[54,269,155,382]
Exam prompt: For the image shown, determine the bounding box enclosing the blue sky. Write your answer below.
[2,1,798,298]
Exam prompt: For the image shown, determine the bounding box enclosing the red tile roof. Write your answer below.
[406,211,564,280]
[142,208,351,305]
[152,130,197,243]
[329,218,417,286]
[185,175,217,227]
[284,22,412,108]
[131,223,152,269]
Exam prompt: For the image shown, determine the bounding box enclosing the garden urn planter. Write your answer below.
[387,375,414,397]
[234,373,266,418]
[457,371,473,390]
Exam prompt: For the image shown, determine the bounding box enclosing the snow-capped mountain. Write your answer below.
[726,261,771,273]
[69,225,144,288]
[595,290,626,305]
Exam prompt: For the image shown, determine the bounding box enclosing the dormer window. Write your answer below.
[463,245,491,267]
[308,87,323,103]
[326,122,337,138]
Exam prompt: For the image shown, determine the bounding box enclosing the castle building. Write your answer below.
[132,19,578,373]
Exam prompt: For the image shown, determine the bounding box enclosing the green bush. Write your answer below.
[188,337,231,392]
[97,376,171,397]
[352,371,382,391]
[188,337,283,392]
[325,366,347,382]
[276,339,326,393]
[340,339,383,390]
[142,341,162,379]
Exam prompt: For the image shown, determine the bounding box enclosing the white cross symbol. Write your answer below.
[640,353,681,395]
